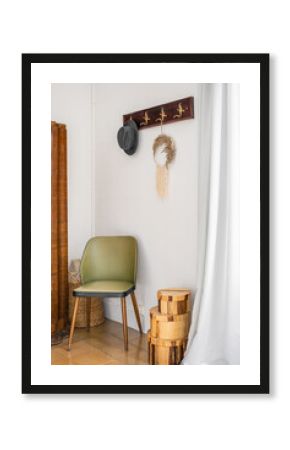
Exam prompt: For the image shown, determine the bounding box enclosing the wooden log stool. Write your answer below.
[150,307,190,340]
[148,288,191,365]
[157,289,191,315]
[147,332,188,365]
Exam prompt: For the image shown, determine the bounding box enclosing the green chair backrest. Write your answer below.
[80,236,137,285]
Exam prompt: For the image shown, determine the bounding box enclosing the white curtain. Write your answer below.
[183,83,240,365]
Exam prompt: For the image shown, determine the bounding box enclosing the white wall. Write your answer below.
[51,83,199,331]
[51,84,93,262]
[93,84,200,330]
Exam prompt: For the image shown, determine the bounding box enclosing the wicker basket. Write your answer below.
[68,283,105,328]
[68,259,104,328]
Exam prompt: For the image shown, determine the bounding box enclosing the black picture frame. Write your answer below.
[22,53,269,394]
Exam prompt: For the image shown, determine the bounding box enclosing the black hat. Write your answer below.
[117,120,138,155]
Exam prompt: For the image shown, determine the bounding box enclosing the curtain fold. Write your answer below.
[51,121,69,341]
[183,84,240,365]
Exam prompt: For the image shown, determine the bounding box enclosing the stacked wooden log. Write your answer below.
[148,289,191,365]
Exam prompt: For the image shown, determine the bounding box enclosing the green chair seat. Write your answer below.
[73,280,135,297]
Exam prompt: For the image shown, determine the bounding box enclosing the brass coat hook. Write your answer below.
[155,107,168,123]
[140,111,151,126]
[173,103,186,119]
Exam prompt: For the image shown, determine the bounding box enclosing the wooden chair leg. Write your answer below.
[130,291,143,334]
[68,297,80,351]
[86,296,91,330]
[121,296,128,351]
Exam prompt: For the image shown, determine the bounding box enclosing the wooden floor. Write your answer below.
[51,319,148,365]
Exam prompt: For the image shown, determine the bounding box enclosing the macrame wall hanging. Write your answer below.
[152,107,175,198]
[153,133,175,198]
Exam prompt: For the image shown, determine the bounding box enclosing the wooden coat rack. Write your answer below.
[123,97,194,130]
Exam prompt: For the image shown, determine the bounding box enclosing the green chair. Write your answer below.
[68,236,142,351]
